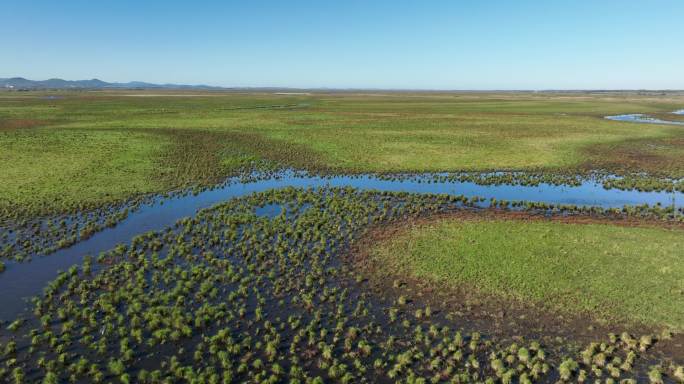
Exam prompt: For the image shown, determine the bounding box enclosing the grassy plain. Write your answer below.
[369,216,684,329]
[2,90,684,213]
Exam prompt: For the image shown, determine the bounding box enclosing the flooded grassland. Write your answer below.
[1,91,684,383]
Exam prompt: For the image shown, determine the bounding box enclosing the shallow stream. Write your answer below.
[0,171,682,320]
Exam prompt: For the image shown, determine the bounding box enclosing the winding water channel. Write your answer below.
[2,110,684,320]
[1,171,682,320]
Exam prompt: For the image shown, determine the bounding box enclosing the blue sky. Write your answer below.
[3,0,683,89]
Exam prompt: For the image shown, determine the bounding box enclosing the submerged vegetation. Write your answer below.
[0,201,135,261]
[1,188,682,383]
[1,171,682,264]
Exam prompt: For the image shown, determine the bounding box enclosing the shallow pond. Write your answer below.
[605,112,684,126]
[0,171,682,320]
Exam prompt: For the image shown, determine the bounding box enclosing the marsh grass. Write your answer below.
[2,91,684,215]
[0,188,678,383]
[370,217,684,329]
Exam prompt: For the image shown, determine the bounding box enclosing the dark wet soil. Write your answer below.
[348,210,684,359]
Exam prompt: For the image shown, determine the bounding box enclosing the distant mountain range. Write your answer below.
[0,77,223,90]
[3,77,683,93]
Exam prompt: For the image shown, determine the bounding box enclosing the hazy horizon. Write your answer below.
[4,0,684,90]
[5,75,684,92]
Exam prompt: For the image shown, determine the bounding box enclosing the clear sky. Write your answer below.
[3,0,683,89]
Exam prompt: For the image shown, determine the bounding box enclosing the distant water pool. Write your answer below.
[605,112,684,126]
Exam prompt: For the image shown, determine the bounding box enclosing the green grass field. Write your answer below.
[369,217,684,329]
[2,90,684,213]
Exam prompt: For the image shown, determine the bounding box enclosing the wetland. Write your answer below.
[1,91,684,383]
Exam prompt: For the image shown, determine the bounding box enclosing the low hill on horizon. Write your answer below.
[0,77,222,90]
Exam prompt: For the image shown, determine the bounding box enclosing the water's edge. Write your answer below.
[605,110,684,126]
[2,106,684,319]
[1,171,682,320]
